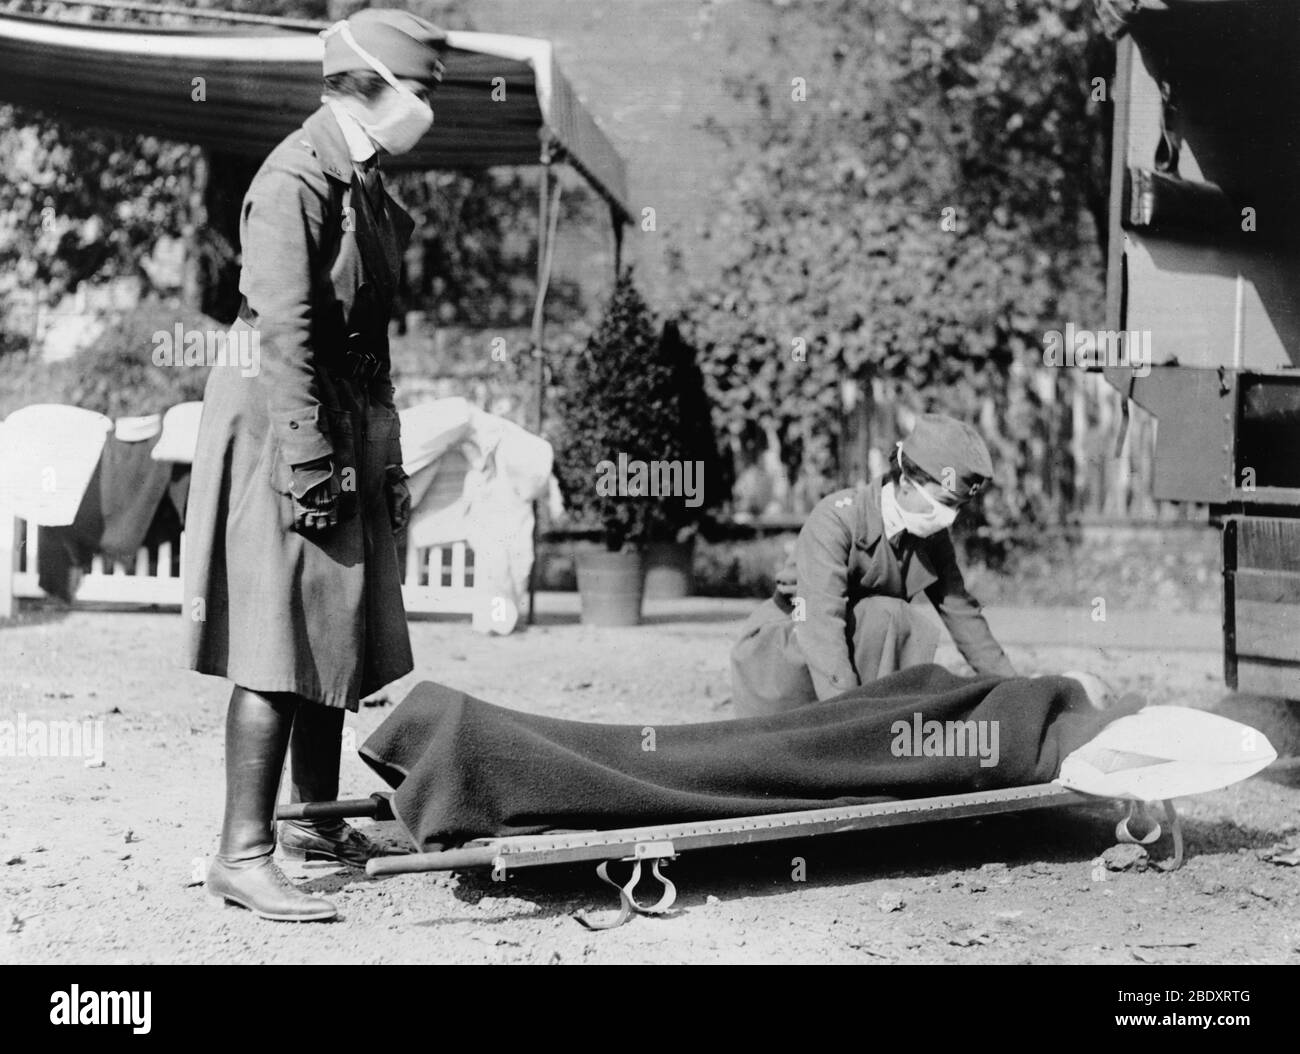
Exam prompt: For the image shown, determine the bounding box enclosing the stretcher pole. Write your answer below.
[370,846,499,875]
[365,785,1094,878]
[275,793,394,823]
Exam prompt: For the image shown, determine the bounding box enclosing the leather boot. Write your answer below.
[279,701,384,868]
[206,687,338,921]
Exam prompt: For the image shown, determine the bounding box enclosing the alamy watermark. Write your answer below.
[594,453,704,508]
[0,714,105,766]
[151,323,260,378]
[1042,324,1151,377]
[890,713,1000,768]
[49,986,151,1034]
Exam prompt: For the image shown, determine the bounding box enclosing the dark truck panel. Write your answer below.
[1099,0,1300,695]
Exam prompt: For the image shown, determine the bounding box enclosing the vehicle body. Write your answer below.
[1101,0,1300,696]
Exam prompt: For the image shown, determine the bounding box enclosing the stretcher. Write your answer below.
[276,785,1184,929]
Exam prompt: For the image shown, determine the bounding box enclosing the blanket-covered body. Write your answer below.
[360,665,1141,851]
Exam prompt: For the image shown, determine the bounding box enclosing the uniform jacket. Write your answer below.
[775,477,1015,699]
[243,104,411,471]
[183,105,415,709]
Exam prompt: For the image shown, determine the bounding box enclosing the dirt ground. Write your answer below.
[2,596,1298,965]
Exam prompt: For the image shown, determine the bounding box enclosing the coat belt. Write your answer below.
[236,299,385,386]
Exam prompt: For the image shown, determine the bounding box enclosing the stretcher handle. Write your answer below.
[367,846,498,876]
[275,792,394,822]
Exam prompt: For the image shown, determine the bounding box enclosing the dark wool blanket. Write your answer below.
[360,664,1139,851]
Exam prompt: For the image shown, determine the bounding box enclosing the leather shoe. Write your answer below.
[279,819,386,868]
[207,851,338,921]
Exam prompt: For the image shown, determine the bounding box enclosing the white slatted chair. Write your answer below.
[400,538,477,614]
[1,514,478,618]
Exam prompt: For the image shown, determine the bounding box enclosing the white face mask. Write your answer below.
[885,446,958,538]
[902,479,958,537]
[330,23,434,156]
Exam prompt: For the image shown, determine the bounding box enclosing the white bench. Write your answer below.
[0,514,477,618]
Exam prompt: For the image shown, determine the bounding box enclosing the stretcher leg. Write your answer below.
[1159,799,1185,871]
[575,855,678,931]
[1113,799,1184,870]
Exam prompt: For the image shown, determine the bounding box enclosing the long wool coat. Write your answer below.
[183,106,414,710]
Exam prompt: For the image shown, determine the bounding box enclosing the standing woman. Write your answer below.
[184,10,447,921]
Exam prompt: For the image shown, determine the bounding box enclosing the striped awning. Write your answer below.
[0,11,630,221]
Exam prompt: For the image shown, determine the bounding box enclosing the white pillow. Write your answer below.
[1057,706,1277,800]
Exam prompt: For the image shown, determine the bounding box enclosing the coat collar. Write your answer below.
[856,477,887,550]
[303,104,356,184]
[323,100,378,164]
[857,476,939,594]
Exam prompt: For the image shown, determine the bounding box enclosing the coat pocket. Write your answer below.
[268,407,360,522]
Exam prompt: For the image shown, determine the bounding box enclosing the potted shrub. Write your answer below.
[640,319,732,597]
[551,272,703,624]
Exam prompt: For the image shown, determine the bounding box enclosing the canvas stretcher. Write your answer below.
[275,785,1184,928]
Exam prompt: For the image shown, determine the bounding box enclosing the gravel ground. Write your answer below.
[2,596,1298,965]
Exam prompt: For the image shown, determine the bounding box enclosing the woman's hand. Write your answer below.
[291,458,341,533]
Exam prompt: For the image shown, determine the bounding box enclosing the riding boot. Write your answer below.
[279,701,384,868]
[205,687,337,921]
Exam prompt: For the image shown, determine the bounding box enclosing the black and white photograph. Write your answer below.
[0,0,1297,998]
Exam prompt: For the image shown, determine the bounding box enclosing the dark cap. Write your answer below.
[323,8,448,83]
[901,413,994,500]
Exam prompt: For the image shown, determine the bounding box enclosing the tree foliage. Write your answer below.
[0,298,214,418]
[393,167,591,328]
[683,0,1113,556]
[0,110,203,346]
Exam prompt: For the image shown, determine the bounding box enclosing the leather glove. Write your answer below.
[290,456,340,534]
[385,464,411,533]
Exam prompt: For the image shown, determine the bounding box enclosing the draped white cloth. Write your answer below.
[400,400,556,635]
[150,402,204,464]
[114,414,162,443]
[0,404,113,525]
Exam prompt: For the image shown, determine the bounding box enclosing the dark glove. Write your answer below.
[385,464,411,533]
[291,456,340,534]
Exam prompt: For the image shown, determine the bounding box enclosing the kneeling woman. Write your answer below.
[730,413,1016,717]
[183,10,447,920]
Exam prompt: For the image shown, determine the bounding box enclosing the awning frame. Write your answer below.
[0,3,631,223]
